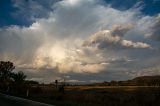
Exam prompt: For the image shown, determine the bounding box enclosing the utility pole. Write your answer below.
[55,80,58,89]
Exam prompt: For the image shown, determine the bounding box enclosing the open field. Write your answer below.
[1,75,160,106]
[25,85,160,106]
[1,83,160,106]
[65,85,160,91]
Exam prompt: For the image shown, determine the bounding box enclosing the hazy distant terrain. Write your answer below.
[1,75,160,106]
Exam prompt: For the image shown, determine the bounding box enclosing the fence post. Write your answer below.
[26,89,29,97]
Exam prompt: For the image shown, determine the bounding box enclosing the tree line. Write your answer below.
[0,61,29,96]
[0,61,26,84]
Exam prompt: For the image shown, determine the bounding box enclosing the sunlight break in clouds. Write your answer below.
[0,0,160,82]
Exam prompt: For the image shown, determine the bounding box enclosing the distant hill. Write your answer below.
[91,75,160,86]
[133,75,160,81]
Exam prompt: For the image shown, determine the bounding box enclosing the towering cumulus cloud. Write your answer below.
[0,0,160,83]
[83,24,151,49]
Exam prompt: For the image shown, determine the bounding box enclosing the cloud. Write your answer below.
[12,0,56,22]
[82,25,151,49]
[0,0,159,82]
[147,15,160,41]
[57,60,109,73]
[121,40,151,49]
[82,30,121,48]
[110,24,133,37]
[128,67,160,77]
[0,25,44,64]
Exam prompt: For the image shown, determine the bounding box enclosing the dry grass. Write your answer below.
[65,85,160,92]
[1,84,160,106]
[28,85,160,106]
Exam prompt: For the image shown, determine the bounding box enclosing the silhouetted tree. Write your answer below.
[12,71,26,83]
[0,61,15,82]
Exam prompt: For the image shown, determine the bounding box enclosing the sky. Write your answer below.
[0,0,160,83]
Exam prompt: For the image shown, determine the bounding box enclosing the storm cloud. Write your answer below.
[0,0,160,83]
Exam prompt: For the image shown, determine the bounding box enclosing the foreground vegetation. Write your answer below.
[2,85,160,106]
[0,61,160,106]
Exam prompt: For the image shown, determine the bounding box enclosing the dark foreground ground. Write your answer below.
[1,86,160,106]
[0,93,54,106]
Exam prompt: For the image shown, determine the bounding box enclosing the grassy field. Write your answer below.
[22,85,160,106]
[66,86,160,93]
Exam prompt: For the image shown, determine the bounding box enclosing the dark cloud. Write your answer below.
[110,24,133,37]
[12,0,56,23]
